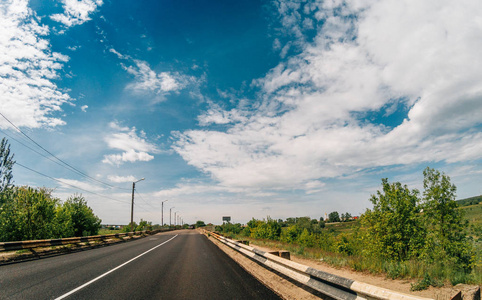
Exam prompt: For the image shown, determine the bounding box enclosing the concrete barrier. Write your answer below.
[202,229,434,300]
[0,228,174,252]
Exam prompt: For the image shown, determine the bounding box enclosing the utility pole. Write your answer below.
[161,200,168,227]
[131,178,145,232]
[170,207,175,227]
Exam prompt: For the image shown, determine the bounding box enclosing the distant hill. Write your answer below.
[456,195,482,207]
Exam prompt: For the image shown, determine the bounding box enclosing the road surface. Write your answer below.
[0,230,281,299]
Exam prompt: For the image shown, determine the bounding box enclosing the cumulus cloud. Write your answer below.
[107,175,136,183]
[123,59,190,100]
[197,102,247,126]
[51,0,103,28]
[102,121,160,165]
[108,48,197,102]
[174,0,482,190]
[0,0,72,129]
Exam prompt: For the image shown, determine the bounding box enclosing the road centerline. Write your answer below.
[54,234,179,300]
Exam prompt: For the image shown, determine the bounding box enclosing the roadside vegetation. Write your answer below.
[216,168,481,289]
[0,138,102,242]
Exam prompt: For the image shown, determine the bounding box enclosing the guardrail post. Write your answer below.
[279,250,290,260]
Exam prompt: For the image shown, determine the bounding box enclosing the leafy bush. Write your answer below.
[0,188,101,241]
[251,218,281,240]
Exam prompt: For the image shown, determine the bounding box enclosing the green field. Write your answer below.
[324,220,359,235]
[460,203,482,226]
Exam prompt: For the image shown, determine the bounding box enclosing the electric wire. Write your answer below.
[0,128,68,170]
[134,190,158,210]
[15,162,130,205]
[0,112,130,191]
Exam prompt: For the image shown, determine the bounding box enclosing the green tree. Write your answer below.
[123,222,137,232]
[297,228,315,247]
[250,218,281,240]
[361,179,423,261]
[319,218,325,229]
[54,203,74,238]
[6,187,59,241]
[328,211,340,223]
[195,220,206,228]
[282,225,300,243]
[285,217,296,225]
[421,167,470,264]
[62,195,101,237]
[0,187,18,241]
[296,217,313,231]
[0,138,15,193]
[136,219,152,231]
[341,212,352,222]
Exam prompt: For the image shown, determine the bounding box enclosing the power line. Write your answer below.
[0,112,129,191]
[15,162,130,205]
[0,128,68,170]
[135,190,158,210]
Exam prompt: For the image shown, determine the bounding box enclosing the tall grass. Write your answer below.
[233,234,482,287]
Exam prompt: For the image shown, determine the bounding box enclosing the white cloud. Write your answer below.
[109,48,126,60]
[55,178,105,192]
[103,150,154,165]
[102,121,160,165]
[107,175,136,183]
[108,48,196,102]
[174,0,482,191]
[197,102,247,126]
[124,59,187,99]
[0,0,72,129]
[81,105,88,112]
[51,0,103,28]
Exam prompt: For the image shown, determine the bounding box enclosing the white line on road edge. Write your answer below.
[55,234,179,300]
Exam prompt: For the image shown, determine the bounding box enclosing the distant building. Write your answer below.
[101,224,125,229]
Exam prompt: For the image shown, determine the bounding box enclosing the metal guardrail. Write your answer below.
[0,228,174,252]
[202,229,434,300]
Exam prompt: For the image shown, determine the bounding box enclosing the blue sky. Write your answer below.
[1,0,482,225]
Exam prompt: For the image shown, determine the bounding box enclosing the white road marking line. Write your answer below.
[55,234,179,300]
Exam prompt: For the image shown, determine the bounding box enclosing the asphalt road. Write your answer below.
[0,230,281,300]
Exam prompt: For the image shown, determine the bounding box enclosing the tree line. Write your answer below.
[0,138,101,242]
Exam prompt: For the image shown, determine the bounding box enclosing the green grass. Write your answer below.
[459,202,482,242]
[324,220,359,235]
[460,202,482,226]
[15,249,31,254]
[98,229,123,235]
